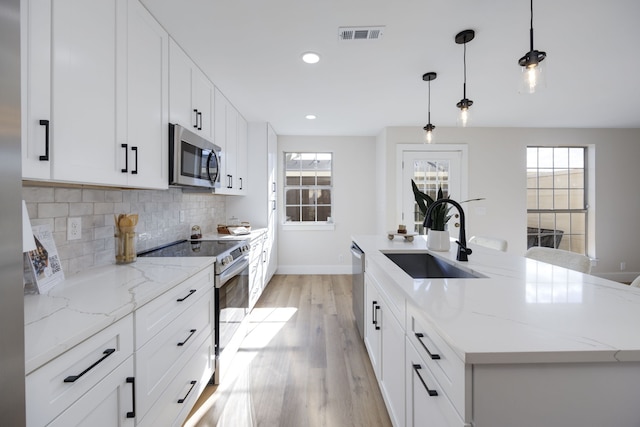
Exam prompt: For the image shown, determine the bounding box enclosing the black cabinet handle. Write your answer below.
[197,111,202,130]
[126,377,136,418]
[415,333,441,360]
[239,177,243,190]
[121,144,128,173]
[64,348,116,382]
[412,364,438,396]
[193,109,199,129]
[177,329,197,347]
[226,174,232,189]
[39,119,50,161]
[374,305,381,330]
[176,289,196,302]
[272,182,276,193]
[131,146,138,175]
[371,300,377,325]
[177,380,197,404]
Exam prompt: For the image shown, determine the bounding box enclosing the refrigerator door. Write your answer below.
[0,0,27,423]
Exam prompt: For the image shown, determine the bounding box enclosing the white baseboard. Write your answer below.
[275,265,351,275]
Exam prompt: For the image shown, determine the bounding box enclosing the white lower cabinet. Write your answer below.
[26,315,134,426]
[248,232,265,310]
[26,265,215,427]
[137,335,215,427]
[364,270,405,427]
[405,338,465,427]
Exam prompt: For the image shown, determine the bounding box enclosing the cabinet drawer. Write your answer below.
[406,338,466,427]
[137,333,215,427]
[135,288,213,420]
[408,305,467,420]
[26,315,134,427]
[48,356,135,427]
[135,265,213,347]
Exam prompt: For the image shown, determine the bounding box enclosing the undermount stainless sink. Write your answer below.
[383,252,483,279]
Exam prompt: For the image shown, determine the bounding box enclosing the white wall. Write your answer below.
[277,135,377,274]
[380,126,640,279]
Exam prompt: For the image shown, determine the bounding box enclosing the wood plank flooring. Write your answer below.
[184,274,392,427]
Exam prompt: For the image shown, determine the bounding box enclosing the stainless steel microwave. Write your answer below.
[169,123,221,189]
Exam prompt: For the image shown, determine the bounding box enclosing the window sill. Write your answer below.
[282,222,335,231]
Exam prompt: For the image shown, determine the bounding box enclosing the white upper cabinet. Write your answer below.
[169,39,214,141]
[21,0,52,180]
[122,0,169,189]
[21,0,169,189]
[214,87,247,195]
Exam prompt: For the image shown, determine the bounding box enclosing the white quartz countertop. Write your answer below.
[353,234,640,365]
[24,257,214,375]
[195,228,267,241]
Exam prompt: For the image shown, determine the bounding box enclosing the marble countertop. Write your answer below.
[353,234,640,365]
[24,257,214,375]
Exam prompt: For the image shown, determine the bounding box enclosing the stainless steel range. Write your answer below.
[138,239,250,384]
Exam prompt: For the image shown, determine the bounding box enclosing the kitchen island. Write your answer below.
[353,234,640,427]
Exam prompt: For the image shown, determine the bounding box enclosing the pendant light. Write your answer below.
[422,72,437,143]
[518,0,546,94]
[455,29,474,127]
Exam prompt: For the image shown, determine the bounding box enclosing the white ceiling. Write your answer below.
[142,0,640,136]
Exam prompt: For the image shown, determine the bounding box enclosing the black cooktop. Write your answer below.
[137,239,242,258]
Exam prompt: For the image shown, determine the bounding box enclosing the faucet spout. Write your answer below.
[423,198,472,262]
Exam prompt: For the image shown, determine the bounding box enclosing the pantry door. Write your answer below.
[398,145,467,234]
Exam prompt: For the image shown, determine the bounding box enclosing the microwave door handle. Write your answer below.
[206,152,217,185]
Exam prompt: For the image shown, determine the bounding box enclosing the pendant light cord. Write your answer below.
[463,41,467,99]
[529,0,534,52]
[427,80,431,123]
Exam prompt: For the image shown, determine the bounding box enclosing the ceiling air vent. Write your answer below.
[338,26,385,42]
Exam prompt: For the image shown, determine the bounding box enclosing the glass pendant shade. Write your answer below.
[423,123,435,143]
[519,53,546,94]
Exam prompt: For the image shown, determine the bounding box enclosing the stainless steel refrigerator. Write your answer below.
[0,0,27,423]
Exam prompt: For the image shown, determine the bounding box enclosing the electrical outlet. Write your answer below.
[67,217,81,240]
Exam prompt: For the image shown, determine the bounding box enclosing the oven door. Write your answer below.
[169,123,221,188]
[215,256,250,357]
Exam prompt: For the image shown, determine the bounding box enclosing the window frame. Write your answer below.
[282,151,334,230]
[526,146,589,255]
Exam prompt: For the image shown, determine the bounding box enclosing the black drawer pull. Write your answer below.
[177,329,197,346]
[197,111,202,130]
[39,119,50,161]
[176,289,196,302]
[121,144,128,173]
[178,380,197,403]
[239,177,243,190]
[64,348,116,383]
[415,333,441,360]
[193,109,199,128]
[413,364,438,396]
[126,377,136,418]
[131,146,138,175]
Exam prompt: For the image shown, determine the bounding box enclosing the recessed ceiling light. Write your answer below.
[305,114,317,120]
[301,52,320,64]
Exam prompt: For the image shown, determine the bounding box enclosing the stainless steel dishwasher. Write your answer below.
[351,242,365,339]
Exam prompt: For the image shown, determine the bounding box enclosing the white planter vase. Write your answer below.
[427,230,450,252]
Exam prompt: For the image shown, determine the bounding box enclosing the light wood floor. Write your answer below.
[184,274,392,427]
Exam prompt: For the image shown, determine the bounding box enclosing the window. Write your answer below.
[284,152,332,223]
[526,147,587,254]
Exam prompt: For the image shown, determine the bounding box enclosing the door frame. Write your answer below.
[395,144,469,229]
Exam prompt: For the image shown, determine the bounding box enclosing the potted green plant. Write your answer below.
[411,179,451,231]
[411,179,452,250]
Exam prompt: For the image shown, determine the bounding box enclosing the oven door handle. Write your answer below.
[217,255,249,287]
